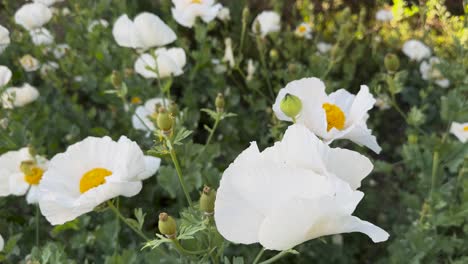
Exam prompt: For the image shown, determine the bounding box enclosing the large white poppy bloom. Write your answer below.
[132,97,170,132]
[171,0,222,28]
[29,28,54,46]
[134,47,186,79]
[450,122,467,143]
[15,3,52,31]
[0,66,12,87]
[419,57,450,88]
[402,40,431,62]
[252,11,281,37]
[215,124,389,250]
[0,147,48,204]
[0,25,10,54]
[1,83,40,109]
[38,136,161,225]
[273,77,382,153]
[112,12,176,51]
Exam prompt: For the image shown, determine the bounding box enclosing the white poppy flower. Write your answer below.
[402,40,431,62]
[294,22,312,39]
[0,66,12,87]
[375,9,393,21]
[40,61,59,76]
[112,12,176,51]
[450,122,467,143]
[0,25,10,54]
[252,11,281,37]
[15,3,52,31]
[419,57,450,88]
[88,19,109,32]
[19,54,41,72]
[53,43,70,58]
[215,124,389,250]
[171,0,222,28]
[1,83,40,109]
[132,97,170,132]
[0,147,48,204]
[33,0,64,7]
[38,136,161,225]
[134,47,186,79]
[223,37,235,68]
[317,42,332,53]
[272,77,382,153]
[217,6,231,21]
[246,59,256,81]
[29,28,54,46]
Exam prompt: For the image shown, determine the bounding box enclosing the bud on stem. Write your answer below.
[215,93,225,113]
[111,70,122,88]
[280,93,302,121]
[384,53,400,73]
[158,212,177,239]
[200,186,216,215]
[157,107,173,135]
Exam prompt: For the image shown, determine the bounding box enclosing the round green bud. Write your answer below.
[157,107,173,132]
[408,134,418,144]
[215,93,225,112]
[158,212,177,238]
[269,49,279,61]
[280,93,302,120]
[384,53,400,73]
[200,186,217,215]
[111,70,122,88]
[169,102,179,116]
[242,7,250,23]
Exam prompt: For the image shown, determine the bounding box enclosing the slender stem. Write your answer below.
[253,248,266,264]
[205,113,220,146]
[255,36,274,99]
[107,201,150,242]
[171,239,208,255]
[259,250,290,264]
[240,15,247,53]
[169,148,193,207]
[390,93,408,121]
[35,204,40,247]
[429,150,439,203]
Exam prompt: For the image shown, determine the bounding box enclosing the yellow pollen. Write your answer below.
[131,96,142,104]
[24,167,44,185]
[298,25,307,33]
[322,103,346,131]
[79,168,112,194]
[464,126,468,131]
[191,0,202,3]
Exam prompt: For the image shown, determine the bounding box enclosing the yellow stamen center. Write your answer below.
[79,168,112,194]
[191,0,202,4]
[24,167,44,185]
[131,96,142,105]
[463,125,468,131]
[322,103,346,131]
[298,25,307,33]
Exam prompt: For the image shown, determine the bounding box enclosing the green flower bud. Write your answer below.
[280,93,302,120]
[269,49,279,61]
[20,160,35,175]
[169,102,179,116]
[111,70,122,88]
[200,186,217,215]
[158,212,177,238]
[408,134,418,144]
[157,107,173,133]
[242,7,250,25]
[215,93,225,113]
[384,53,400,73]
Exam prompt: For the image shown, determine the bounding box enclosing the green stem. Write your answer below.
[107,201,150,242]
[35,204,40,247]
[205,113,220,146]
[171,239,208,255]
[253,248,266,264]
[255,36,274,99]
[429,150,439,203]
[390,93,408,121]
[259,250,290,264]
[169,148,193,207]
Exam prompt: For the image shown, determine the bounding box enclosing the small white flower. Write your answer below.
[212,59,227,74]
[171,0,222,28]
[29,27,54,46]
[88,19,109,32]
[273,77,382,153]
[294,22,312,39]
[375,9,393,22]
[0,25,10,54]
[0,234,3,251]
[53,43,70,58]
[19,54,41,72]
[252,11,281,37]
[15,3,52,31]
[132,97,170,132]
[38,136,161,225]
[33,0,64,7]
[1,83,40,109]
[61,7,71,16]
[450,122,468,143]
[0,147,48,204]
[113,12,177,51]
[419,57,450,88]
[215,124,389,250]
[317,42,332,53]
[134,47,186,79]
[74,76,83,82]
[223,37,235,68]
[246,59,256,81]
[40,61,59,76]
[0,66,12,87]
[402,40,431,62]
[217,6,231,21]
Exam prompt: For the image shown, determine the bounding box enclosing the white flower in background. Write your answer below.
[212,59,227,74]
[294,22,312,39]
[375,9,393,22]
[215,124,389,250]
[375,94,391,110]
[419,57,450,88]
[0,25,10,54]
[132,97,170,132]
[113,12,176,51]
[273,77,382,153]
[246,59,256,81]
[88,19,109,32]
[74,76,83,82]
[0,147,49,204]
[450,122,468,143]
[29,27,54,46]
[252,11,281,37]
[38,136,161,225]
[0,234,3,251]
[317,42,333,53]
[61,7,70,16]
[402,40,431,62]
[223,37,235,68]
[134,47,186,79]
[171,0,222,28]
[40,61,59,76]
[33,0,64,7]
[217,6,231,21]
[19,54,41,72]
[0,66,12,87]
[15,3,52,31]
[1,83,40,109]
[53,43,70,58]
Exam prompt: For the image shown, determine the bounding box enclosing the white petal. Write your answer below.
[134,12,176,49]
[9,172,30,196]
[26,185,40,204]
[342,124,382,154]
[347,85,376,125]
[112,14,140,48]
[14,3,52,30]
[137,156,161,180]
[134,53,158,79]
[0,234,4,252]
[0,66,12,87]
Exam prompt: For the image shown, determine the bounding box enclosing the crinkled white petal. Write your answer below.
[252,11,281,37]
[171,0,222,28]
[0,66,12,87]
[15,3,52,30]
[402,40,431,61]
[137,156,161,180]
[135,48,186,79]
[1,83,40,109]
[29,27,54,46]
